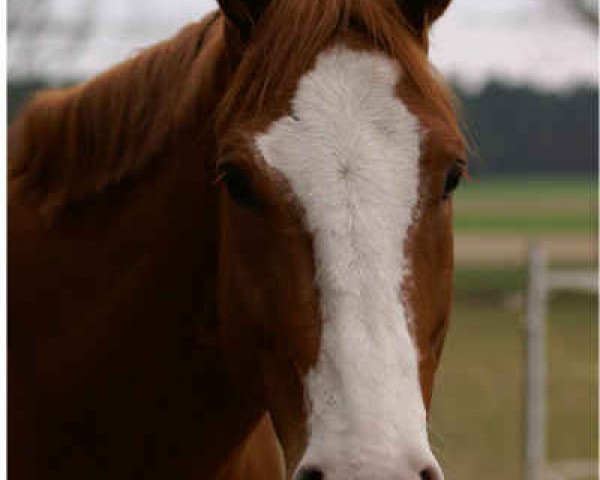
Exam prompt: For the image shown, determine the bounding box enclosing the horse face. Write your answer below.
[216,141,323,465]
[216,2,463,479]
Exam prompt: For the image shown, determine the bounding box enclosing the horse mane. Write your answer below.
[8,11,222,214]
[9,0,465,216]
[217,0,465,154]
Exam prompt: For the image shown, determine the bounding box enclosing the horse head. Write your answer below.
[213,1,465,478]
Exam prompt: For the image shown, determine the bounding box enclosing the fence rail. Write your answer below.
[545,460,599,480]
[524,243,598,480]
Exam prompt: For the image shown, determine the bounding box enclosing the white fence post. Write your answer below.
[525,243,548,480]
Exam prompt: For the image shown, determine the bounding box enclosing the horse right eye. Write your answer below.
[442,160,466,200]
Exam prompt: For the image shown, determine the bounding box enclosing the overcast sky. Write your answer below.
[8,0,598,91]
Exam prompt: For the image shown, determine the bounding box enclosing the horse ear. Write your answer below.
[217,0,271,43]
[398,0,453,38]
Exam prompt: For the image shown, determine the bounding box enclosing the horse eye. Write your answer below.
[217,162,256,208]
[442,161,465,200]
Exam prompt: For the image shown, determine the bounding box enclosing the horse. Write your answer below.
[8,1,467,479]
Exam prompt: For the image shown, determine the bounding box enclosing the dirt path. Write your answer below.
[455,233,597,266]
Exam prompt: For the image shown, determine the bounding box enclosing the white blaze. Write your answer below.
[256,47,431,478]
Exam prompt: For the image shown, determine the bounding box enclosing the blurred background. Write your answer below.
[8,0,598,479]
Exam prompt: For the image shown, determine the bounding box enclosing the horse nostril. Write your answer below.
[420,464,443,480]
[296,467,324,480]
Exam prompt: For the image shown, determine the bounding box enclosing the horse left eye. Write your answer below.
[217,162,256,208]
[442,161,465,200]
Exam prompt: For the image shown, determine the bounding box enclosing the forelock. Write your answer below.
[216,0,464,153]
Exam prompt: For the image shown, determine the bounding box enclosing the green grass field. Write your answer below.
[431,268,597,480]
[430,177,597,479]
[453,177,597,234]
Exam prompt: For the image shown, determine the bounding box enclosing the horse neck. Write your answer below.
[8,19,269,478]
[126,32,271,474]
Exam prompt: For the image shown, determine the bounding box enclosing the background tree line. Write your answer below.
[457,82,597,176]
[8,78,597,177]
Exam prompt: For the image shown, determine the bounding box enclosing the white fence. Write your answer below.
[524,243,598,480]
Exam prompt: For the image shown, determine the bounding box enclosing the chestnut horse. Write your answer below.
[8,1,466,479]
